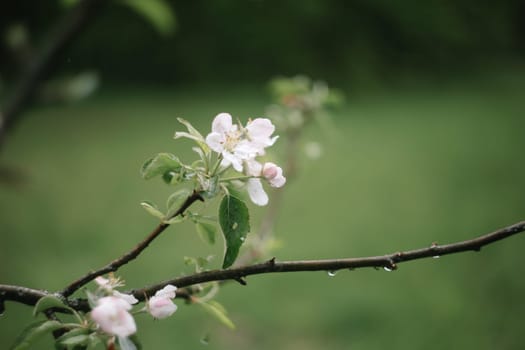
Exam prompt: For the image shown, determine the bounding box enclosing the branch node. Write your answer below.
[234,277,247,286]
[267,257,276,267]
[384,259,397,271]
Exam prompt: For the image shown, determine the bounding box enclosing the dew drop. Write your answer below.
[433,255,440,259]
[232,222,238,230]
[200,334,210,345]
[240,237,245,242]
[383,266,393,272]
[327,270,337,277]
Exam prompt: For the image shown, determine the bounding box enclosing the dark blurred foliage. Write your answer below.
[1,0,524,86]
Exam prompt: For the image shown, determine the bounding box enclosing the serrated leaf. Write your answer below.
[140,201,165,219]
[224,183,249,203]
[219,195,250,268]
[11,320,63,350]
[199,301,235,330]
[141,153,181,180]
[120,0,176,36]
[33,295,72,316]
[162,170,178,185]
[56,328,89,348]
[175,118,210,154]
[86,333,101,349]
[166,188,192,214]
[196,222,217,245]
[59,334,89,347]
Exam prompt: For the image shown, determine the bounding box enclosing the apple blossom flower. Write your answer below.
[205,113,249,171]
[205,113,278,172]
[147,285,178,319]
[91,296,136,337]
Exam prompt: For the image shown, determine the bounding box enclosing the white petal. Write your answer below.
[205,132,225,153]
[113,291,138,305]
[223,152,243,172]
[246,178,268,206]
[155,284,177,299]
[269,174,286,188]
[212,113,233,134]
[246,118,275,139]
[245,160,262,177]
[148,296,178,319]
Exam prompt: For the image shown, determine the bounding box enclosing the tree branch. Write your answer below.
[131,220,525,299]
[60,192,204,297]
[1,221,523,312]
[0,0,108,150]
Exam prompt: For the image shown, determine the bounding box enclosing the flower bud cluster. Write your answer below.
[89,275,177,339]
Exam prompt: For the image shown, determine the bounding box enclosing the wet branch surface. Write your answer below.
[1,220,523,313]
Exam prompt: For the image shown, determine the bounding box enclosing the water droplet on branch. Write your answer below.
[327,270,337,277]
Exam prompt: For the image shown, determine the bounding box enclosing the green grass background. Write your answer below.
[1,72,524,349]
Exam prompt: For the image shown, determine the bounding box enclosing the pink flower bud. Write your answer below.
[147,285,178,319]
[262,162,286,188]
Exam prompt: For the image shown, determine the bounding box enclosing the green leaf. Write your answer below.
[175,118,210,154]
[140,201,165,219]
[166,188,192,214]
[119,0,176,36]
[59,334,89,348]
[141,153,181,180]
[33,295,72,317]
[86,333,101,350]
[219,195,250,268]
[196,222,217,245]
[199,301,235,330]
[55,328,89,349]
[11,320,63,350]
[224,183,249,203]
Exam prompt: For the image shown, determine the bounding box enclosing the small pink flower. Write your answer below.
[262,162,286,188]
[147,285,178,319]
[90,296,136,337]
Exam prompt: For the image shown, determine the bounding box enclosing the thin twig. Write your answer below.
[60,192,203,297]
[1,221,523,312]
[0,0,108,150]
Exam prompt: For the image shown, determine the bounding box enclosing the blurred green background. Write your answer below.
[1,1,525,349]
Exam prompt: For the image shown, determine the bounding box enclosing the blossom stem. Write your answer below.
[209,155,223,177]
[219,175,254,182]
